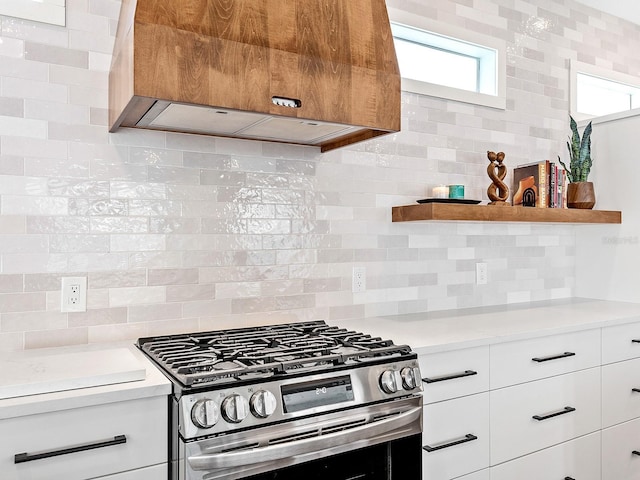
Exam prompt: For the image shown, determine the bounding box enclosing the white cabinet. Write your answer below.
[419,346,489,405]
[490,367,601,465]
[602,357,640,427]
[0,396,167,480]
[422,393,490,480]
[602,321,640,364]
[490,329,601,389]
[417,321,640,479]
[491,432,601,480]
[602,417,640,480]
[419,346,490,480]
[102,464,167,479]
[458,470,490,480]
[601,321,640,479]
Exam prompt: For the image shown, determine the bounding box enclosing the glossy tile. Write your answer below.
[0,0,624,351]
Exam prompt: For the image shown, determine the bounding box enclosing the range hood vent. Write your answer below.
[108,0,401,152]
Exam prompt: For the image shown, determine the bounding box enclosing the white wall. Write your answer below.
[575,114,640,301]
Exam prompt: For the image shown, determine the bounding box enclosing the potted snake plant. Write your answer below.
[558,115,595,209]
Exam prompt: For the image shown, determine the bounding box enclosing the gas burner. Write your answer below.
[137,321,412,388]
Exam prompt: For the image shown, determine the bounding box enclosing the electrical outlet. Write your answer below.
[352,267,366,293]
[61,276,87,312]
[476,263,488,285]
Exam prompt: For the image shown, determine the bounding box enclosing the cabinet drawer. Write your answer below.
[602,417,640,480]
[0,396,167,480]
[490,329,601,389]
[103,464,167,479]
[490,367,601,465]
[603,358,640,427]
[490,432,600,480]
[459,470,490,480]
[422,393,490,479]
[418,346,489,404]
[602,321,640,364]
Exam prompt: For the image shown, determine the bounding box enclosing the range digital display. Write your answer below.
[281,375,354,413]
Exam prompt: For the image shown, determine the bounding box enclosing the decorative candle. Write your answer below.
[448,185,465,199]
[433,185,449,199]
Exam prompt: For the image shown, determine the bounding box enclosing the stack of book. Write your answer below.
[511,160,567,208]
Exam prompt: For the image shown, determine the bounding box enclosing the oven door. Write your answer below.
[179,395,422,480]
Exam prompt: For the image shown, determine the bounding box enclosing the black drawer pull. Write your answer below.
[632,339,640,344]
[532,406,576,421]
[565,477,576,480]
[633,450,640,456]
[14,435,126,464]
[423,433,478,452]
[633,388,640,393]
[532,352,575,363]
[423,370,478,384]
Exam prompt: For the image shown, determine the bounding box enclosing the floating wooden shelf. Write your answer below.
[392,203,622,224]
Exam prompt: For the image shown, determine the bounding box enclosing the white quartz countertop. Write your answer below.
[0,343,171,420]
[335,298,640,355]
[3,298,639,419]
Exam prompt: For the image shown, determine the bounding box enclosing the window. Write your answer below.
[388,9,506,110]
[571,60,640,122]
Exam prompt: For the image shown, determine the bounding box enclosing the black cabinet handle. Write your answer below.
[532,406,576,421]
[423,433,478,452]
[632,339,640,344]
[565,477,576,480]
[423,370,477,384]
[531,352,575,363]
[14,435,126,464]
[633,450,640,456]
[633,388,640,393]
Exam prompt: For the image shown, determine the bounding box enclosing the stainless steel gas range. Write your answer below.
[137,320,423,480]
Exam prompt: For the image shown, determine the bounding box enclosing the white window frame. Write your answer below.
[570,60,640,125]
[388,8,506,110]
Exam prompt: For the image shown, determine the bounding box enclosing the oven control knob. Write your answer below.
[221,394,250,423]
[191,398,219,429]
[379,370,399,394]
[250,390,277,419]
[400,367,420,390]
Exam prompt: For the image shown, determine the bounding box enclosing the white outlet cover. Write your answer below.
[352,267,366,293]
[61,276,87,313]
[476,263,488,285]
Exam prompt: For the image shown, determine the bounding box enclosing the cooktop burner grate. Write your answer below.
[137,320,411,387]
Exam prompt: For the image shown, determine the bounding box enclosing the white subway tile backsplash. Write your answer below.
[24,327,88,350]
[109,286,166,307]
[0,292,46,313]
[182,299,232,318]
[88,51,112,72]
[89,217,147,234]
[128,199,181,217]
[128,303,183,323]
[0,0,630,350]
[148,268,199,286]
[110,234,165,252]
[166,283,215,303]
[0,274,23,293]
[0,115,47,139]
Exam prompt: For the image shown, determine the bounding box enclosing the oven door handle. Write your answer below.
[188,405,422,471]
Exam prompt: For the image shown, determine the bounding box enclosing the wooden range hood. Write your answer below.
[109,0,401,152]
